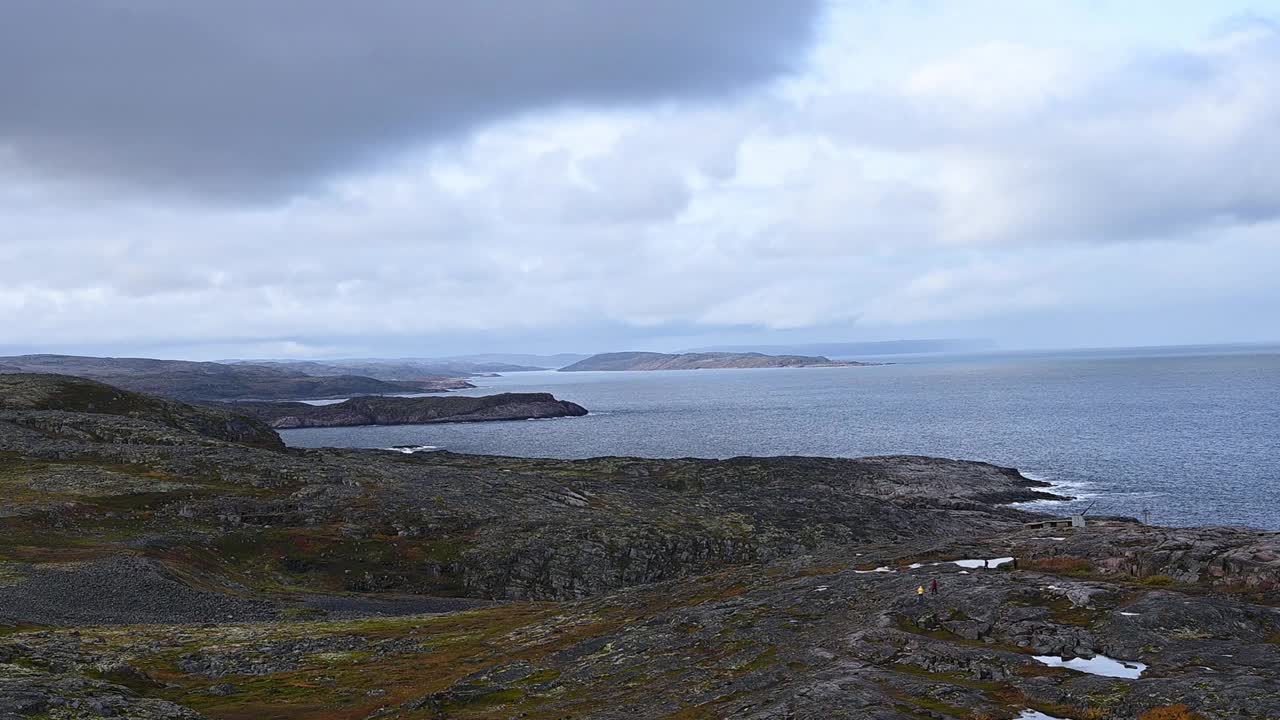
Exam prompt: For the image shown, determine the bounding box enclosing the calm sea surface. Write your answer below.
[282,345,1280,530]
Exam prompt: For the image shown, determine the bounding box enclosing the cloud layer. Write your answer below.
[0,0,818,197]
[1,2,1278,358]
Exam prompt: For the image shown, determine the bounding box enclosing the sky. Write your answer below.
[2,0,1279,360]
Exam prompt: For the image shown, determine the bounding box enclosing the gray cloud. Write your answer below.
[0,0,820,199]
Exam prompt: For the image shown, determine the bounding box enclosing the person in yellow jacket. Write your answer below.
[916,585,925,604]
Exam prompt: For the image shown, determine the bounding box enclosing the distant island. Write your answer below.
[559,351,872,372]
[219,392,588,429]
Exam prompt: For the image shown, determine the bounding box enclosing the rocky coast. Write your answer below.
[0,373,1276,719]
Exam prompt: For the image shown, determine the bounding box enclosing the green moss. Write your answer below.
[443,687,526,711]
[735,646,778,672]
[188,526,473,596]
[520,668,562,685]
[890,664,1001,692]
[1010,595,1101,627]
[892,614,1023,654]
[889,689,976,719]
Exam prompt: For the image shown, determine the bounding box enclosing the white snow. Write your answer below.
[951,557,1014,569]
[958,570,970,574]
[908,563,923,569]
[1033,654,1147,678]
[1119,612,1141,617]
[854,566,893,574]
[1018,711,1068,720]
[383,445,439,454]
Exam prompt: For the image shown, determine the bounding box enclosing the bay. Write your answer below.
[282,344,1280,530]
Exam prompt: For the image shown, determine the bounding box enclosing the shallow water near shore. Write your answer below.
[283,344,1280,530]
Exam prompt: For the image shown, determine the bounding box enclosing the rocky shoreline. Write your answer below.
[1,373,1276,719]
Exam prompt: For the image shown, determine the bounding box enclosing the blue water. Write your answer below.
[283,345,1280,530]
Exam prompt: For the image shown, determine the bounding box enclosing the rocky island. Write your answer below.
[1,373,1276,719]
[559,351,871,372]
[220,392,589,429]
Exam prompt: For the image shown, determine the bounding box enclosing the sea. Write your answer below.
[282,344,1280,531]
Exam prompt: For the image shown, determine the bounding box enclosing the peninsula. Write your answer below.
[559,350,871,372]
[220,392,588,429]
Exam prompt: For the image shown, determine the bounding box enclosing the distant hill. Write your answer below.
[0,354,456,402]
[687,339,996,357]
[559,351,869,372]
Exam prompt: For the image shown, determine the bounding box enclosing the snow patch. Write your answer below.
[1033,654,1146,678]
[1018,711,1068,720]
[383,445,439,454]
[951,557,1013,569]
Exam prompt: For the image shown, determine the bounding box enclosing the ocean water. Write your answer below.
[282,345,1280,530]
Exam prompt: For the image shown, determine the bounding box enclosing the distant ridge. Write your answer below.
[440,353,591,369]
[559,351,870,372]
[0,354,460,402]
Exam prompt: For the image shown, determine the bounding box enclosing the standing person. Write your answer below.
[930,578,938,596]
[916,585,925,604]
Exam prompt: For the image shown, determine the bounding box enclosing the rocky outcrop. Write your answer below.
[1,379,1277,719]
[1015,522,1280,591]
[559,351,871,371]
[223,392,588,428]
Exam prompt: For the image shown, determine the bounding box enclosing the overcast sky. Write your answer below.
[3,0,1279,359]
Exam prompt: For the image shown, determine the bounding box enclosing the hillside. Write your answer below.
[0,376,1276,719]
[234,358,545,379]
[221,392,588,428]
[0,354,463,401]
[0,373,282,448]
[560,351,870,372]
